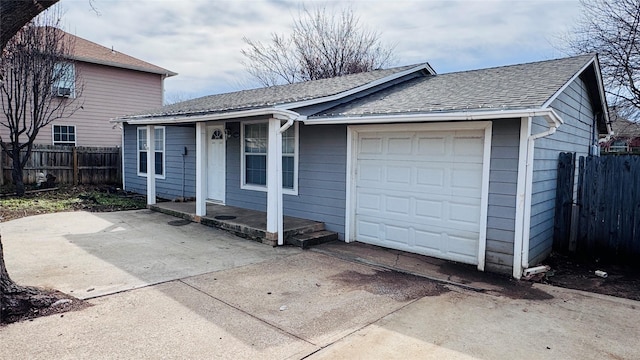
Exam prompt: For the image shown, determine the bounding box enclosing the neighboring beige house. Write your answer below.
[9,29,176,147]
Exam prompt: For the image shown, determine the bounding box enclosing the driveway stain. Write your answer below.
[330,269,449,301]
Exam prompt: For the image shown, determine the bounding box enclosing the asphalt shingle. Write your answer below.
[313,54,595,118]
[122,64,423,119]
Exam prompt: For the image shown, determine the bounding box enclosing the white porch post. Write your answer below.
[195,122,207,217]
[266,118,279,241]
[146,125,156,205]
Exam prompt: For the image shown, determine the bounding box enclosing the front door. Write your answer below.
[207,125,225,203]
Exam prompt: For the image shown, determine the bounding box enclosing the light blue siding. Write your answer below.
[528,76,596,265]
[225,122,347,238]
[123,124,196,200]
[485,119,520,274]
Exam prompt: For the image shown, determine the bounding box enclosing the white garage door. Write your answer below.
[354,127,486,265]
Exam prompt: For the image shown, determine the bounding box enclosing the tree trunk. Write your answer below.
[0,1,59,52]
[11,148,25,196]
[0,235,58,323]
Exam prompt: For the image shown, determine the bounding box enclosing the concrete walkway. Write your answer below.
[1,210,639,359]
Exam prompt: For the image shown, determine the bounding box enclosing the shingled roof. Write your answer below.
[313,54,596,118]
[123,63,429,120]
[62,29,176,77]
[117,54,601,124]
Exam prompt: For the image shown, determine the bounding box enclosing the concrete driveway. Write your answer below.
[1,210,639,359]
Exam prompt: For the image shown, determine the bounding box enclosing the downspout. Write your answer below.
[520,113,561,274]
[277,118,294,246]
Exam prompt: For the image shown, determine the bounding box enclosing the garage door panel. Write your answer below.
[354,127,485,266]
[359,137,383,154]
[417,136,447,156]
[387,136,413,154]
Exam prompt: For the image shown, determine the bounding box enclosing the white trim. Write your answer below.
[344,126,355,243]
[513,117,531,279]
[136,126,166,180]
[304,108,562,126]
[195,122,207,216]
[146,125,156,205]
[266,118,279,234]
[121,126,125,190]
[346,121,492,269]
[206,124,226,204]
[51,124,77,146]
[240,120,299,195]
[477,123,492,271]
[541,56,596,108]
[274,63,435,110]
[112,108,304,125]
[591,56,612,134]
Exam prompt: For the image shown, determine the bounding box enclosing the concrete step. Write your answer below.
[286,230,338,249]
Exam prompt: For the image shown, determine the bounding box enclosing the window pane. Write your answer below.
[138,129,147,150]
[282,126,295,154]
[246,154,266,185]
[282,156,294,189]
[54,133,61,141]
[139,151,147,173]
[245,123,267,153]
[155,152,163,175]
[154,128,164,150]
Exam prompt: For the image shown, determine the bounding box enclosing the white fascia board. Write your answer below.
[304,108,562,125]
[111,108,306,125]
[542,56,596,109]
[274,64,434,111]
[591,56,613,134]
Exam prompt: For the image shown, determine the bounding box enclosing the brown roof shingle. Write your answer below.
[61,29,176,77]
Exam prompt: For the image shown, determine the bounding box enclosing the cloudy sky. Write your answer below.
[60,0,582,102]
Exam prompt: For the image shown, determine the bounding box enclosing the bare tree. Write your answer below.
[0,10,83,196]
[566,0,640,120]
[0,0,60,52]
[242,6,395,86]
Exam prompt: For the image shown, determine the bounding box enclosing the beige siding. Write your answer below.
[11,62,164,147]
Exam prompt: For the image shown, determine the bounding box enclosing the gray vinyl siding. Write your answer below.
[485,119,521,274]
[528,76,596,265]
[123,124,196,200]
[225,122,347,238]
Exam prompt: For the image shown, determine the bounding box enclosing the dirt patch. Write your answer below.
[0,185,146,222]
[330,269,449,301]
[541,252,640,302]
[437,262,554,300]
[1,289,90,325]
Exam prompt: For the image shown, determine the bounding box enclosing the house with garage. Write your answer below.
[112,54,610,279]
[0,29,176,147]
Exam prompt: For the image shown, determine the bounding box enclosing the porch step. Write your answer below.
[286,230,338,249]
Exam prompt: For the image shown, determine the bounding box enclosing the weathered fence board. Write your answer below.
[1,145,121,186]
[567,154,640,264]
[553,152,575,253]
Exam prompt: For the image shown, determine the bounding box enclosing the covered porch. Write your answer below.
[149,201,337,248]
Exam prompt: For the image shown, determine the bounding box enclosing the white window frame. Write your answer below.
[137,126,166,179]
[241,120,298,195]
[53,62,76,98]
[52,124,77,145]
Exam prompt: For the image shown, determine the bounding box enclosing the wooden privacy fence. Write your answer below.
[554,153,640,264]
[1,145,121,186]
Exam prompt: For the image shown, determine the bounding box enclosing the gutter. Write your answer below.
[303,108,563,125]
[110,108,306,125]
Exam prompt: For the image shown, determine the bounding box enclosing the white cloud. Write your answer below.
[59,0,582,101]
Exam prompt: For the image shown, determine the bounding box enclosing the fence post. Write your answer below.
[73,146,79,185]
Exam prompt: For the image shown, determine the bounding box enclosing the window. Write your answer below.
[242,121,298,193]
[52,62,76,98]
[52,125,76,145]
[137,126,165,178]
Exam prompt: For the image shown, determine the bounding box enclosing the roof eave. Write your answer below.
[303,108,563,126]
[111,108,305,125]
[70,55,177,77]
